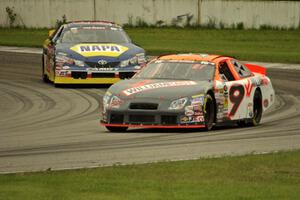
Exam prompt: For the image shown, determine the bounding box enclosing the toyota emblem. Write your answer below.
[98,59,107,65]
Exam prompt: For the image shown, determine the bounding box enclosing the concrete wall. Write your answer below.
[201,0,300,29]
[0,0,299,28]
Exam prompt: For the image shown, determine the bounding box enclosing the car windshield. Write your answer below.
[59,26,131,43]
[134,60,215,81]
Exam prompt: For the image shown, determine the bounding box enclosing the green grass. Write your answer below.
[0,150,299,200]
[0,27,300,63]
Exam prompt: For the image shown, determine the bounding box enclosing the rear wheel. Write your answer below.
[248,90,263,126]
[204,94,215,131]
[238,89,262,127]
[105,126,128,132]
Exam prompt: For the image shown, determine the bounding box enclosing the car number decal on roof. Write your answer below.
[70,43,128,57]
[123,81,197,96]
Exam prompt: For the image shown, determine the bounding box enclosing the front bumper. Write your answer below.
[101,110,206,129]
[55,77,120,84]
[54,70,136,84]
[101,123,205,129]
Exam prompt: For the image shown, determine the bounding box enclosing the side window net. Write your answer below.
[231,60,252,78]
[219,62,235,81]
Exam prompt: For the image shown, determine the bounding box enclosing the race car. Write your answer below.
[42,21,146,85]
[101,53,275,132]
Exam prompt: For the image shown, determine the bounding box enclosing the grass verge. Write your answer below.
[0,27,299,63]
[0,150,299,200]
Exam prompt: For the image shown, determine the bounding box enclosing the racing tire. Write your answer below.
[105,126,128,132]
[204,94,215,131]
[42,56,50,83]
[238,89,262,127]
[248,89,263,126]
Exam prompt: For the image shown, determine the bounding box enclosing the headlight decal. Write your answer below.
[120,53,146,68]
[55,54,85,67]
[168,97,188,110]
[109,96,124,109]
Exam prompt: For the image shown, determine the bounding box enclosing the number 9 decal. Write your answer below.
[229,84,245,117]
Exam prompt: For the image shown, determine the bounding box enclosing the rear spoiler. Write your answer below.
[244,63,266,75]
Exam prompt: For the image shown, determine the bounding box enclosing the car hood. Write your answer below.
[109,79,213,100]
[55,42,145,61]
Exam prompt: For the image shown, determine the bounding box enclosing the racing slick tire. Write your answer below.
[42,56,50,83]
[105,126,128,132]
[238,89,262,127]
[204,94,215,131]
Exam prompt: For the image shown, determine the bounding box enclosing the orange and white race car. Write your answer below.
[101,53,275,132]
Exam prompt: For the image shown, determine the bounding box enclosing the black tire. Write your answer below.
[248,90,263,126]
[204,94,215,131]
[42,55,50,83]
[105,126,128,132]
[238,89,262,127]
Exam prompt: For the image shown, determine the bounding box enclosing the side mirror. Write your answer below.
[48,29,55,37]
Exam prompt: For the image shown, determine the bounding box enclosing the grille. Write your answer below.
[119,72,136,79]
[110,114,124,124]
[91,73,115,78]
[161,115,177,125]
[129,115,155,124]
[86,61,120,68]
[71,71,87,79]
[129,103,158,110]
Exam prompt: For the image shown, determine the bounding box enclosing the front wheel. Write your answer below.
[105,126,128,132]
[204,94,215,131]
[42,55,50,83]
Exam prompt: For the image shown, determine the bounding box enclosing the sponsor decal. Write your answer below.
[88,67,117,71]
[224,98,228,109]
[62,66,70,70]
[70,43,128,57]
[245,79,253,97]
[264,99,269,108]
[191,94,205,105]
[192,116,204,122]
[180,116,190,123]
[261,77,269,86]
[192,104,202,112]
[185,109,194,116]
[194,111,203,116]
[123,81,197,96]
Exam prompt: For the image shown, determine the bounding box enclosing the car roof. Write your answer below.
[158,54,232,63]
[66,21,121,28]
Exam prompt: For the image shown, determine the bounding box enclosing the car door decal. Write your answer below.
[229,84,245,117]
[245,79,253,97]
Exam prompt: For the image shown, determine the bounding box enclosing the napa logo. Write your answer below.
[70,43,128,57]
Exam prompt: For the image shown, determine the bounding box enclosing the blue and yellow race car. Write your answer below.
[42,21,146,85]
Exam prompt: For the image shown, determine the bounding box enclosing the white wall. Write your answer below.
[201,0,300,29]
[0,0,299,28]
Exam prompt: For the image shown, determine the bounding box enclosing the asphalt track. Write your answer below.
[0,50,300,174]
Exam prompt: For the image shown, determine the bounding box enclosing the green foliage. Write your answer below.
[204,17,217,29]
[5,6,17,27]
[236,22,244,30]
[55,14,67,28]
[0,151,299,200]
[0,27,300,63]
